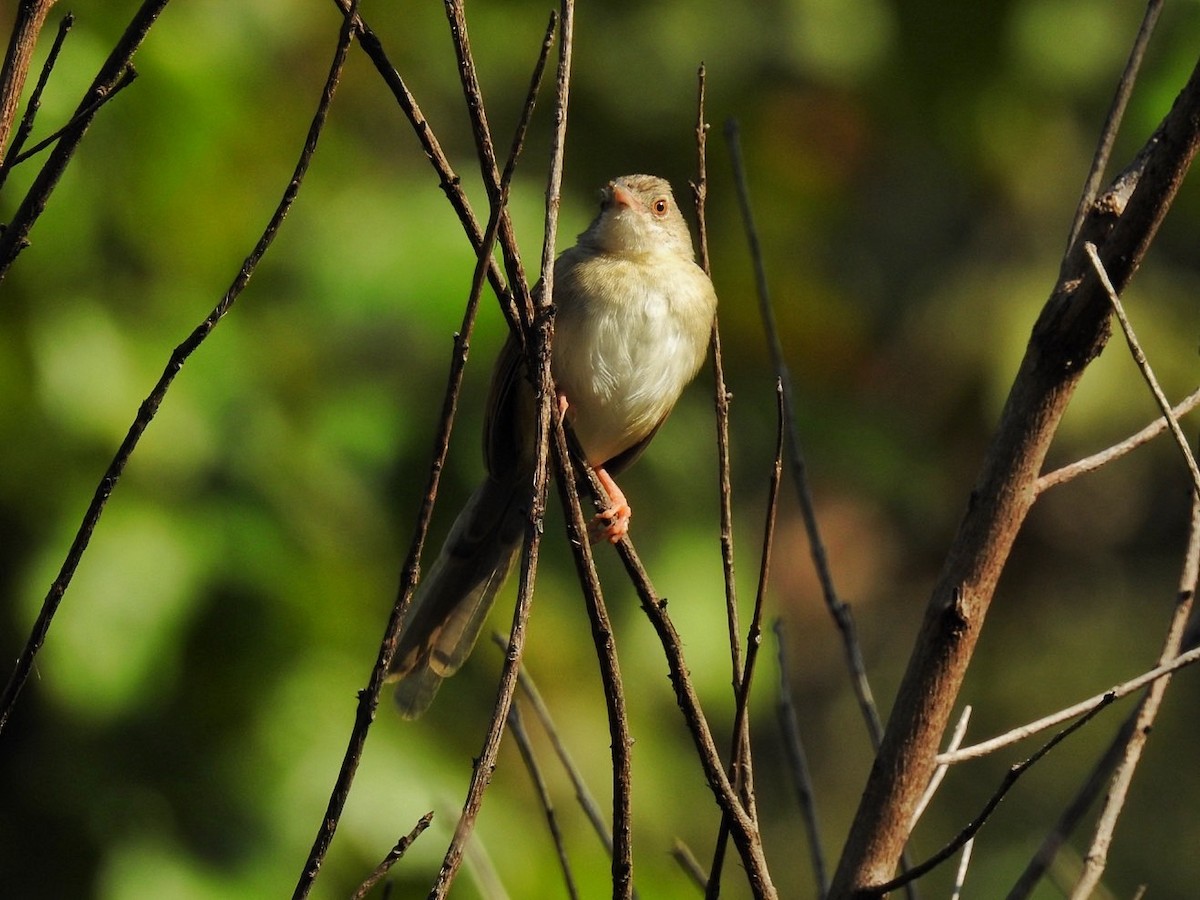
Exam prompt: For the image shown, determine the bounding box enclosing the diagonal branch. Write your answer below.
[1,0,354,739]
[829,54,1200,898]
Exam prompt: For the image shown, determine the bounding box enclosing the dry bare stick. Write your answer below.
[1069,491,1200,898]
[829,56,1200,897]
[0,11,71,189]
[689,64,740,694]
[0,0,348,739]
[427,5,574,896]
[606,533,777,898]
[706,379,784,898]
[0,0,171,283]
[911,705,972,828]
[332,0,516,317]
[938,646,1200,766]
[1034,386,1200,494]
[672,839,709,891]
[949,838,974,900]
[507,699,581,900]
[352,812,435,900]
[1086,242,1200,494]
[552,419,635,898]
[442,0,536,328]
[6,66,137,171]
[0,0,57,162]
[497,637,616,857]
[774,619,829,898]
[1065,0,1164,252]
[291,17,555,900]
[691,61,749,898]
[724,118,886,750]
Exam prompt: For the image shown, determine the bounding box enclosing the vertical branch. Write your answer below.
[724,118,886,751]
[706,379,784,897]
[427,4,574,895]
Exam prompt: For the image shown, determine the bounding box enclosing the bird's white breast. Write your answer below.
[551,249,716,466]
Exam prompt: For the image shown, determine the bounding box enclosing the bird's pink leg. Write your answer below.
[592,467,632,543]
[558,393,632,543]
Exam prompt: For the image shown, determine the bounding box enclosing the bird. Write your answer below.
[387,174,719,718]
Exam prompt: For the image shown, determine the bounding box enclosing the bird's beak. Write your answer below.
[609,182,638,210]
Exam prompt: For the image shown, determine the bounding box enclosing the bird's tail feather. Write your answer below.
[388,475,526,718]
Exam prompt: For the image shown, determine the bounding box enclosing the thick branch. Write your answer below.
[828,57,1200,898]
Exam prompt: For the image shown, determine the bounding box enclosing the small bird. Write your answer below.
[388,174,718,717]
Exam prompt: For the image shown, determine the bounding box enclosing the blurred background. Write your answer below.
[2,1,1200,897]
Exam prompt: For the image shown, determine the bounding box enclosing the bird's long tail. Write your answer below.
[387,474,527,718]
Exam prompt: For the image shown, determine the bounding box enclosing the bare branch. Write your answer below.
[724,117,886,751]
[1035,387,1200,494]
[507,700,580,900]
[0,10,71,189]
[0,0,57,163]
[352,812,434,900]
[292,13,553,897]
[775,620,829,898]
[868,687,1117,896]
[1065,0,1164,251]
[938,645,1200,766]
[1084,242,1200,495]
[427,3,573,890]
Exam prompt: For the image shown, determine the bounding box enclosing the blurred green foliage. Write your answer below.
[2,1,1200,897]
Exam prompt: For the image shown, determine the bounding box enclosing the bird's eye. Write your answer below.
[651,197,670,216]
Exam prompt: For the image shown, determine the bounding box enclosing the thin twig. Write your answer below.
[426,6,572,893]
[1065,0,1164,252]
[774,619,828,898]
[0,12,73,190]
[707,379,784,897]
[672,839,710,892]
[937,645,1200,766]
[911,705,972,828]
[949,838,974,900]
[495,634,615,855]
[553,420,636,897]
[724,117,886,749]
[332,0,515,316]
[292,14,552,898]
[0,0,172,282]
[6,64,138,169]
[0,0,58,165]
[1085,242,1200,495]
[1,0,349,739]
[1069,490,1200,898]
[507,699,581,900]
[692,60,745,898]
[606,531,778,898]
[1035,387,1200,494]
[352,812,435,900]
